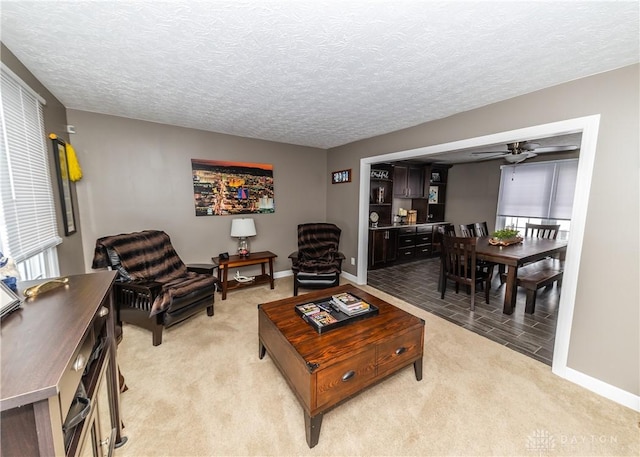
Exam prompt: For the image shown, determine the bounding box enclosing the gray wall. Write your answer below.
[0,44,85,276]
[3,40,638,402]
[328,64,640,397]
[446,160,501,232]
[66,111,327,275]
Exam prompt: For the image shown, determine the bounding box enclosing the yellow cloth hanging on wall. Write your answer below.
[65,143,83,182]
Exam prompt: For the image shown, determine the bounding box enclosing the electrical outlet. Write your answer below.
[350,257,356,265]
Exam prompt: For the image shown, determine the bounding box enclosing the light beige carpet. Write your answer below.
[116,277,639,456]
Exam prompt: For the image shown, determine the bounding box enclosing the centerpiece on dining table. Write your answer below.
[488,228,523,246]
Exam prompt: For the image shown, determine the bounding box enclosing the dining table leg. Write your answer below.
[503,265,518,314]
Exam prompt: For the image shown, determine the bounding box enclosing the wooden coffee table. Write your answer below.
[258,284,424,448]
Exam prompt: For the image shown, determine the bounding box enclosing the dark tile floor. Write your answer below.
[367,257,560,365]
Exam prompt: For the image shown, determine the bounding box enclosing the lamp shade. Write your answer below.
[230,218,256,237]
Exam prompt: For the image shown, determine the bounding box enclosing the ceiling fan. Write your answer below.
[472,141,579,164]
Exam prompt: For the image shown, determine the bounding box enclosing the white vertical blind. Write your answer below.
[550,160,579,220]
[0,68,62,263]
[497,159,578,220]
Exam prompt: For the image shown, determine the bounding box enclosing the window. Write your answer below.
[496,159,578,240]
[0,65,61,280]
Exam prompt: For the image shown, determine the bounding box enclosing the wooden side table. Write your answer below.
[186,263,217,275]
[212,251,277,299]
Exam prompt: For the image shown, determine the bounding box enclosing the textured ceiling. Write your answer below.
[1,1,638,149]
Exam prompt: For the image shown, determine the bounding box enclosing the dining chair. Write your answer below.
[525,223,560,239]
[435,224,456,291]
[524,221,564,277]
[459,223,476,237]
[473,221,490,236]
[434,223,456,251]
[440,235,494,311]
[461,221,496,283]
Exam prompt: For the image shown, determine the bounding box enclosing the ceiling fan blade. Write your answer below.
[476,153,509,160]
[520,142,540,151]
[533,145,579,153]
[472,151,507,155]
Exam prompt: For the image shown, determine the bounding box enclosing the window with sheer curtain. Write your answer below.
[496,159,578,240]
[1,65,61,280]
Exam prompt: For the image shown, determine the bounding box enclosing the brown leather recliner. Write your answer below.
[288,223,345,296]
[92,230,218,346]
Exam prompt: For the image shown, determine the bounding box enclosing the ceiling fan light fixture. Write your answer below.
[504,154,530,164]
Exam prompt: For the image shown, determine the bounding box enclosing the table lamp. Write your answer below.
[230,218,256,257]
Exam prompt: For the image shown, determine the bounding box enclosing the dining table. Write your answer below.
[475,235,568,315]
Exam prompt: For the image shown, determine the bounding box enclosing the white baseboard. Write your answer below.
[273,270,292,279]
[563,367,640,412]
[341,271,358,284]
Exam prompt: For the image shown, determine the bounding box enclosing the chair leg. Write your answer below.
[525,289,537,314]
[470,283,475,311]
[152,326,163,346]
[440,278,446,299]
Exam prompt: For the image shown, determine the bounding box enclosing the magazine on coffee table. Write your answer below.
[294,295,379,334]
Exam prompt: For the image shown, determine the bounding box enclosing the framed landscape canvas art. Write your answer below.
[192,159,275,216]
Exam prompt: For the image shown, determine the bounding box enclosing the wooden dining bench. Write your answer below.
[515,260,563,314]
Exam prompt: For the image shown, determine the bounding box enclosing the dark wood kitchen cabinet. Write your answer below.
[396,225,436,262]
[393,163,424,198]
[369,228,398,268]
[412,164,450,223]
[425,165,449,222]
[369,164,394,227]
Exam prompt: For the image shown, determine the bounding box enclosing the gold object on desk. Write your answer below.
[23,277,69,298]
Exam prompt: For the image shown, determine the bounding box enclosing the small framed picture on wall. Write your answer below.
[332,169,352,184]
[428,186,439,203]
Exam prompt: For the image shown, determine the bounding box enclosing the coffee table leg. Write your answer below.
[259,340,266,360]
[413,357,423,381]
[304,412,323,448]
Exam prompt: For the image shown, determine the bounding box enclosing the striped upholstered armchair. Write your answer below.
[288,223,345,296]
[92,230,218,346]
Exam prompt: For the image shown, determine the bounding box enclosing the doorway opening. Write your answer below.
[355,115,600,379]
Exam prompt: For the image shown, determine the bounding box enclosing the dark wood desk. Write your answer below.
[213,251,277,299]
[475,236,568,314]
[1,272,126,456]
